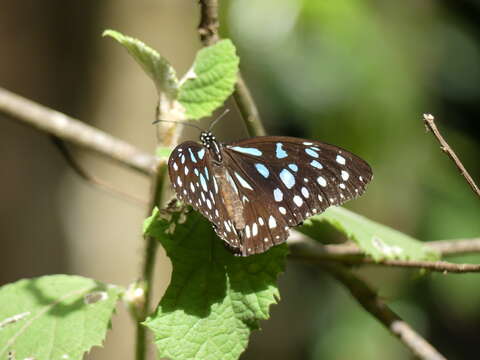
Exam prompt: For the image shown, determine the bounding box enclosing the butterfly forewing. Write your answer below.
[220,136,372,255]
[168,133,372,256]
[168,142,243,250]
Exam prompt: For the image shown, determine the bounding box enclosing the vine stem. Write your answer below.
[321,262,447,360]
[197,0,266,137]
[136,163,167,360]
[135,98,184,358]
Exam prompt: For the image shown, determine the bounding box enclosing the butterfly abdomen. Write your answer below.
[212,164,245,230]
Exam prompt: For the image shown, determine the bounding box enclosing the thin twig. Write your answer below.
[289,234,480,273]
[197,0,266,137]
[423,113,480,198]
[0,87,158,176]
[51,136,148,206]
[428,238,480,256]
[289,232,480,257]
[321,262,447,360]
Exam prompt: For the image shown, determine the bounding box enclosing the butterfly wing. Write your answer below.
[168,142,243,252]
[222,136,372,255]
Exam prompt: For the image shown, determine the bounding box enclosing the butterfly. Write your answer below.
[168,130,372,256]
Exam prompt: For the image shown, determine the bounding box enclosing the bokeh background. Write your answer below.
[1,0,479,359]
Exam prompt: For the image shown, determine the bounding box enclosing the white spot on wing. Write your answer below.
[336,154,346,165]
[273,188,283,202]
[317,176,327,187]
[235,172,253,190]
[293,195,303,207]
[301,187,309,198]
[341,170,349,180]
[268,216,277,229]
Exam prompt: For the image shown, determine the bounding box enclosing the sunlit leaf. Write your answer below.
[103,29,179,100]
[298,207,439,261]
[0,275,123,360]
[144,207,287,360]
[178,39,239,120]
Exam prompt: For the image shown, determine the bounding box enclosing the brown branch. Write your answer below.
[289,234,480,273]
[423,113,480,198]
[428,238,480,256]
[321,262,447,360]
[50,136,148,206]
[0,87,158,176]
[198,0,220,46]
[197,0,266,136]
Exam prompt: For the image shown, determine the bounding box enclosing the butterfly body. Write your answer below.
[168,131,372,256]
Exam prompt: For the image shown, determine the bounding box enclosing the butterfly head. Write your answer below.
[200,131,215,148]
[200,131,222,162]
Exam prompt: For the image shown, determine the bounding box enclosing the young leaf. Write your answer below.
[178,39,240,120]
[144,207,287,360]
[103,29,179,100]
[0,275,123,360]
[298,206,439,261]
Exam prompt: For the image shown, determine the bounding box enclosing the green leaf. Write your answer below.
[0,275,123,360]
[298,207,439,261]
[103,29,179,100]
[144,207,287,360]
[178,39,240,120]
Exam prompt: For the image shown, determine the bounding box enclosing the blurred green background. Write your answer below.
[0,0,479,359]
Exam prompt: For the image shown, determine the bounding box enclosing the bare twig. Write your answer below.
[197,0,266,136]
[428,238,480,255]
[50,136,148,206]
[198,0,220,46]
[0,87,158,176]
[321,262,447,360]
[423,113,480,198]
[289,234,480,273]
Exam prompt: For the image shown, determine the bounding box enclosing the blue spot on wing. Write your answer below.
[275,143,288,159]
[255,163,269,178]
[310,160,323,169]
[288,164,298,172]
[229,146,263,156]
[305,148,319,158]
[188,148,198,163]
[279,169,295,189]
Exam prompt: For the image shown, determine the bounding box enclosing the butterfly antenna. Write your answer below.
[208,109,230,131]
[152,119,204,132]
